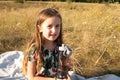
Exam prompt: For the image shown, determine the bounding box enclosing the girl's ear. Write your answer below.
[37,25,42,32]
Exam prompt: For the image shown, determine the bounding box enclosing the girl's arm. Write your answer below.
[27,61,72,80]
[27,61,55,80]
[56,74,71,80]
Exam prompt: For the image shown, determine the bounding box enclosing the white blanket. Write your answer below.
[0,51,120,80]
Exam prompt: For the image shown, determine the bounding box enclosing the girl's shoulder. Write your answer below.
[28,43,37,62]
[28,43,36,54]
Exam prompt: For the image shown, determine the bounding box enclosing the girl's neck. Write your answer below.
[44,41,56,52]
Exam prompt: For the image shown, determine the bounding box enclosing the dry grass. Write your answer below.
[0,1,120,77]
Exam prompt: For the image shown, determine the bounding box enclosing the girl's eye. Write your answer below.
[47,24,60,29]
[48,25,52,28]
[56,24,60,28]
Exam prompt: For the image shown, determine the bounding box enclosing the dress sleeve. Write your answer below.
[27,43,37,62]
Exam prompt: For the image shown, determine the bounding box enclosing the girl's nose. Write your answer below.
[51,26,56,33]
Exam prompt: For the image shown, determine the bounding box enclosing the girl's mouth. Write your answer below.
[50,34,56,37]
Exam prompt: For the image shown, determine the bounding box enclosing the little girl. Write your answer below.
[22,8,72,80]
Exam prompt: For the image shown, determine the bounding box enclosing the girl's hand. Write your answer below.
[67,74,72,80]
[56,79,67,80]
[55,74,72,80]
[65,58,72,70]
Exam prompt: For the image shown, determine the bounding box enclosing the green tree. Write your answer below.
[15,0,25,3]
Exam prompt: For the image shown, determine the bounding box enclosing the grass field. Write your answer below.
[0,1,120,77]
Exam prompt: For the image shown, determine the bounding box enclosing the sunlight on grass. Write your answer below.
[0,1,120,77]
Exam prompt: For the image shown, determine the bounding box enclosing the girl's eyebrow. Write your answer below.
[48,24,52,27]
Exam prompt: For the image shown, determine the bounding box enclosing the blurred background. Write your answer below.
[0,0,120,78]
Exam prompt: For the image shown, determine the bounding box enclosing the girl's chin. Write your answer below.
[46,38,57,42]
[49,39,57,42]
[50,37,57,41]
[45,36,58,42]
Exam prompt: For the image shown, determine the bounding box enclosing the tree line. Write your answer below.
[16,0,120,3]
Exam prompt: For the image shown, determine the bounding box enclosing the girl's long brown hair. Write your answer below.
[22,8,63,75]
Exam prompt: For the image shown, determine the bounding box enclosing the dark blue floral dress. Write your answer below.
[28,43,59,77]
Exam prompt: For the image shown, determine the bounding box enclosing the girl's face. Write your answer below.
[39,16,61,42]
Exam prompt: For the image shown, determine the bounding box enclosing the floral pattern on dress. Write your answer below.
[41,47,59,77]
[28,43,59,77]
[28,43,37,62]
